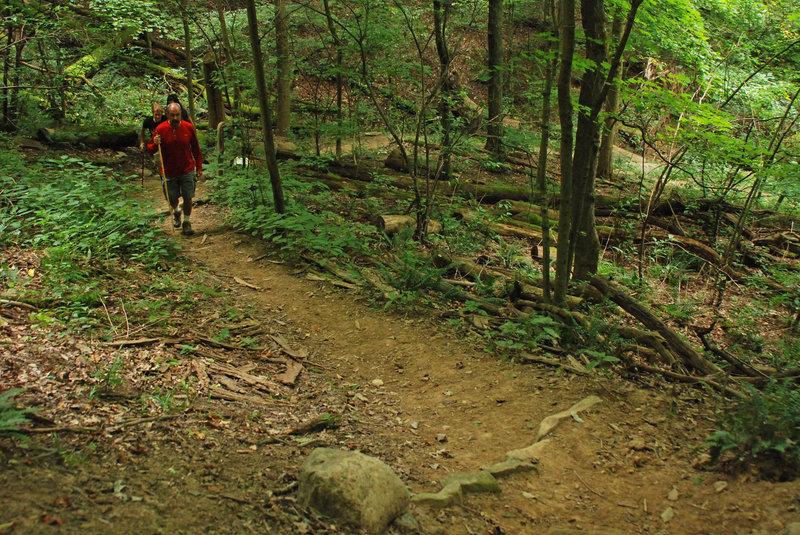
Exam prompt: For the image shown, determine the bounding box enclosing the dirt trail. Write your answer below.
[164,179,798,534]
[3,167,797,535]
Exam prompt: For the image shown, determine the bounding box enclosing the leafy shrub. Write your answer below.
[704,380,800,481]
[487,314,561,356]
[0,389,34,435]
[210,169,374,260]
[0,152,178,267]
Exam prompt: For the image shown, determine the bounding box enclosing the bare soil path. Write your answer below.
[170,179,800,534]
[1,169,798,535]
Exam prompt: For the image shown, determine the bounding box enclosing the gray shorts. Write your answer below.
[165,171,196,202]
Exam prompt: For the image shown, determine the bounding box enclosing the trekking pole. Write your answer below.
[157,144,175,233]
[140,147,145,188]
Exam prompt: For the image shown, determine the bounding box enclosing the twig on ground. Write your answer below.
[0,298,37,310]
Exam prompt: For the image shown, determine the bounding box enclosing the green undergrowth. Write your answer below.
[0,146,181,334]
[704,380,800,481]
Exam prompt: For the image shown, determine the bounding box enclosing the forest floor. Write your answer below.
[1,148,799,535]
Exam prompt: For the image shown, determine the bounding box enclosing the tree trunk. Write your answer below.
[216,0,241,112]
[596,14,624,180]
[181,0,196,123]
[203,57,225,129]
[553,0,575,305]
[588,275,722,376]
[322,0,343,159]
[536,0,557,303]
[245,0,286,213]
[568,0,606,282]
[428,0,453,242]
[274,0,292,137]
[485,0,504,159]
[2,23,14,130]
[63,26,139,80]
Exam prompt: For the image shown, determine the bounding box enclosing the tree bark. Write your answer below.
[203,57,225,129]
[485,0,504,159]
[596,14,624,180]
[322,0,344,159]
[553,0,575,305]
[180,0,196,123]
[536,0,557,302]
[568,0,607,282]
[246,0,286,213]
[274,0,292,136]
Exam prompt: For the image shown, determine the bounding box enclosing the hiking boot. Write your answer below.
[172,207,182,228]
[181,221,195,236]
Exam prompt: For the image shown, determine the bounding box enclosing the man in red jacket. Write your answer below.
[148,102,203,236]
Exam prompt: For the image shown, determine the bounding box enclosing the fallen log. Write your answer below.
[454,208,553,242]
[498,199,559,229]
[753,232,800,256]
[617,353,740,397]
[377,214,442,235]
[588,275,723,376]
[37,127,137,149]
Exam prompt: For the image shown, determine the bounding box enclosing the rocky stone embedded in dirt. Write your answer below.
[390,512,421,534]
[297,447,410,534]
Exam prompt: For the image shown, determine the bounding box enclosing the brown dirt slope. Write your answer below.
[1,175,799,535]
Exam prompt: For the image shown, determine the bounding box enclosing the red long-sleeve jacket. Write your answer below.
[147,120,202,177]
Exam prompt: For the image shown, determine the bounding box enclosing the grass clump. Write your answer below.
[0,389,34,436]
[704,380,800,481]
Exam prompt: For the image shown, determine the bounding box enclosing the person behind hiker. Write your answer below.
[148,102,203,236]
[166,93,191,123]
[139,102,166,151]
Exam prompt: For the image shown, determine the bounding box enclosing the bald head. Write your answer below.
[166,102,182,128]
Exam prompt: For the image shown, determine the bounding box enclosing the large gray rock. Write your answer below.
[298,448,410,534]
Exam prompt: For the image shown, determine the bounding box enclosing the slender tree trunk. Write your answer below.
[433,0,452,181]
[274,0,292,136]
[216,0,240,112]
[245,0,286,213]
[596,14,624,180]
[322,0,343,159]
[203,56,225,129]
[553,0,575,305]
[568,0,606,282]
[181,0,196,122]
[485,0,504,159]
[428,0,453,242]
[1,23,12,130]
[7,27,25,131]
[536,0,558,303]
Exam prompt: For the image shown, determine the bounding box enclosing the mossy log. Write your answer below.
[376,215,442,235]
[64,27,140,80]
[454,208,554,243]
[36,127,137,148]
[498,199,559,229]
